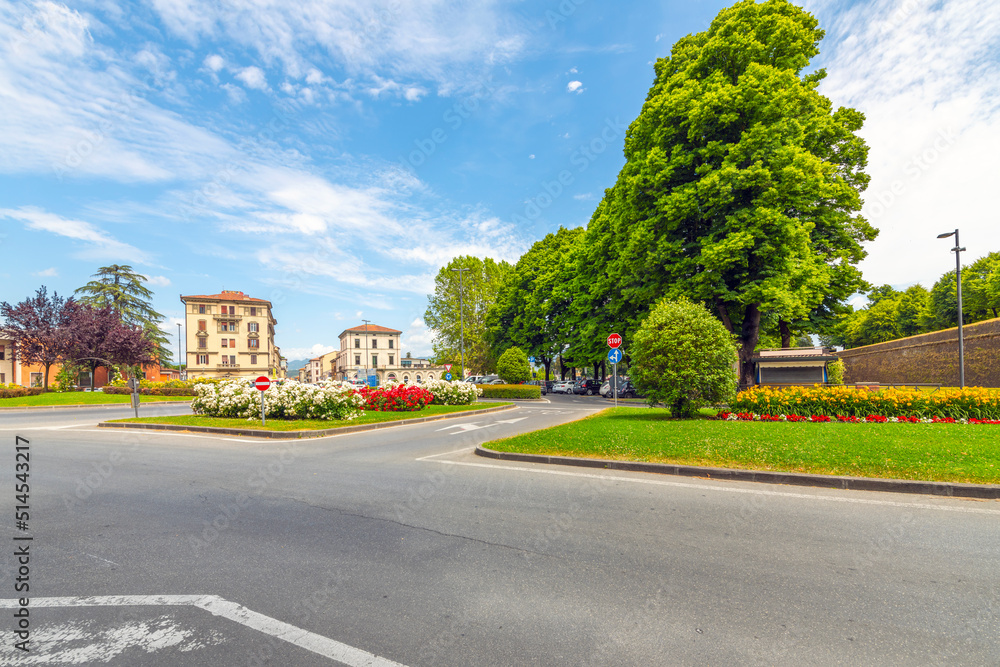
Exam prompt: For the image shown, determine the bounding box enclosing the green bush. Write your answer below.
[0,385,45,399]
[631,298,738,418]
[479,384,541,399]
[496,347,531,385]
[827,358,845,386]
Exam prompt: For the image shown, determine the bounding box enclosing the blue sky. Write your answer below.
[2,0,998,363]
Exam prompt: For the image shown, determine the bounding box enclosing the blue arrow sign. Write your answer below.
[607,348,623,363]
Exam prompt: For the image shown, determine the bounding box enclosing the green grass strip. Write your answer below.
[0,393,192,407]
[486,407,1000,485]
[108,402,510,431]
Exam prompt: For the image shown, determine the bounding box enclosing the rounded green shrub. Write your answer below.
[496,346,531,385]
[631,299,738,418]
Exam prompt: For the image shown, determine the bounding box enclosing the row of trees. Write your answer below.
[427,1,876,387]
[1,266,168,390]
[828,252,1000,348]
[1,287,155,390]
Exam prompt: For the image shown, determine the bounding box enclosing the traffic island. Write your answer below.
[99,402,516,439]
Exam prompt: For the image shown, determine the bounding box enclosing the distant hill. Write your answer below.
[285,359,309,375]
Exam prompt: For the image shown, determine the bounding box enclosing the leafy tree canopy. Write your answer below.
[578,0,874,387]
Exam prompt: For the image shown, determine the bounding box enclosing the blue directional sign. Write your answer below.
[445,372,453,380]
[607,348,623,363]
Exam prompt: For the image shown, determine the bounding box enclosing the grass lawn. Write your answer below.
[0,392,192,407]
[108,402,511,431]
[486,407,1000,485]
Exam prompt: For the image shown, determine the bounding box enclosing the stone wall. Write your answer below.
[836,318,1000,387]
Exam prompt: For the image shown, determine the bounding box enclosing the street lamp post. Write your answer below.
[937,229,966,388]
[450,267,470,379]
[177,322,183,379]
[362,319,371,385]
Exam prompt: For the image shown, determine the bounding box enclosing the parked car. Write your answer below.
[619,380,643,399]
[600,380,611,397]
[480,375,503,384]
[600,378,627,397]
[539,380,555,395]
[573,379,602,396]
[551,381,574,394]
[465,375,483,384]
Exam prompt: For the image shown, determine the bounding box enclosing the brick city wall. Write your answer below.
[836,318,1000,388]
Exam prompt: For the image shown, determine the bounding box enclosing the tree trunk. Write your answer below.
[779,319,792,348]
[543,357,551,382]
[43,362,52,391]
[715,299,734,333]
[739,304,761,390]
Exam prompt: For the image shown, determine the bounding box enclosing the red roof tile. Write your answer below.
[339,324,402,335]
[181,290,271,304]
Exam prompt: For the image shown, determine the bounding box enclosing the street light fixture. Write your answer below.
[937,229,966,388]
[177,322,183,379]
[362,318,371,385]
[450,267,470,380]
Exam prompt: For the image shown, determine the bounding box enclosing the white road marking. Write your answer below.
[493,417,528,425]
[84,553,120,566]
[0,595,409,666]
[416,447,476,461]
[0,424,93,431]
[435,422,487,433]
[424,458,1000,516]
[67,429,261,443]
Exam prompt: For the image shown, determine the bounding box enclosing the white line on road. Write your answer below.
[84,553,120,566]
[67,429,261,443]
[0,595,409,666]
[416,447,476,461]
[425,458,1000,516]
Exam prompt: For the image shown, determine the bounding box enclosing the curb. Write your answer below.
[98,403,517,439]
[0,400,193,412]
[474,446,1000,500]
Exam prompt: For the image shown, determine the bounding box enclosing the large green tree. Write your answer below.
[424,256,514,375]
[74,265,170,363]
[487,227,585,381]
[579,0,875,387]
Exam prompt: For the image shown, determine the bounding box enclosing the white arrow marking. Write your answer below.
[435,423,485,433]
[493,417,528,425]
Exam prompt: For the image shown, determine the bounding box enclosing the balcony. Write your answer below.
[213,314,242,320]
[216,364,241,370]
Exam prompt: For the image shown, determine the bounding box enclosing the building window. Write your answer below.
[355,338,360,348]
[389,340,394,349]
[251,354,257,365]
[0,345,5,360]
[30,373,42,387]
[248,322,259,333]
[198,338,207,349]
[199,305,206,314]
[228,306,235,315]
[372,339,378,348]
[198,320,206,331]
[222,339,228,348]
[355,355,361,366]
[221,322,229,332]
[372,355,378,367]
[0,373,5,383]
[248,339,259,349]
[250,307,257,316]
[198,355,208,365]
[389,355,394,366]
[229,339,235,348]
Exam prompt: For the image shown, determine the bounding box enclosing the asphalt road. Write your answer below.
[1,394,998,665]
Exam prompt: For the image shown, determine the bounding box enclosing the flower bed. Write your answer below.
[730,386,1000,421]
[718,411,1000,425]
[419,379,482,405]
[359,384,433,411]
[192,379,365,421]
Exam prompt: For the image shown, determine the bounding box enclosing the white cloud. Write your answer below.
[401,317,435,357]
[804,0,1000,288]
[34,267,59,277]
[566,80,583,93]
[145,275,171,287]
[1,206,150,262]
[204,54,225,71]
[236,66,268,91]
[573,193,594,201]
[282,343,337,359]
[305,68,325,84]
[403,86,427,101]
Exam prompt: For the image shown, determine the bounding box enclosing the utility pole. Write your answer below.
[362,318,371,386]
[937,229,966,387]
[450,267,470,379]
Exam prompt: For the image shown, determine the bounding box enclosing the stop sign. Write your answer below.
[254,376,271,391]
[607,333,622,349]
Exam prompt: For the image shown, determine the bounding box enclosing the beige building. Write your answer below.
[333,324,449,384]
[181,290,279,379]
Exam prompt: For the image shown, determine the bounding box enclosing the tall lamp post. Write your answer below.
[937,229,966,388]
[362,318,371,385]
[451,266,469,379]
[177,322,183,379]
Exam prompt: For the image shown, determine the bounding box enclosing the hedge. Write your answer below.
[0,386,45,399]
[479,384,541,399]
[101,386,195,396]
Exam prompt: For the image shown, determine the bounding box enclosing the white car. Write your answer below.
[551,381,574,394]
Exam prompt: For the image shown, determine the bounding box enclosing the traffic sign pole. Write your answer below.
[607,335,623,407]
[254,376,271,426]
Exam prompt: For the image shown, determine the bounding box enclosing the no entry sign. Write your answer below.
[254,376,271,391]
[607,333,622,349]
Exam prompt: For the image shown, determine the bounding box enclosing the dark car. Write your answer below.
[618,380,643,399]
[573,379,602,396]
[538,380,555,395]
